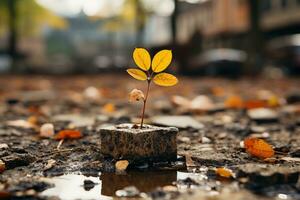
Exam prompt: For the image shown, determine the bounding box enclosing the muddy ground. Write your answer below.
[0,75,300,200]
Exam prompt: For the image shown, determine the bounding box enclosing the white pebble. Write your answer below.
[40,123,55,138]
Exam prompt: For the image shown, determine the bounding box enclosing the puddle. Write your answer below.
[41,171,206,200]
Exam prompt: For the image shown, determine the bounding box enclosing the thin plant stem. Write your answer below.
[140,80,150,128]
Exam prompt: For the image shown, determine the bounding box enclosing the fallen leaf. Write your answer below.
[129,89,145,102]
[126,69,147,81]
[102,103,116,113]
[115,160,129,172]
[54,130,82,140]
[225,95,244,109]
[0,160,5,173]
[133,48,151,71]
[215,167,234,178]
[244,137,274,159]
[244,100,268,109]
[153,73,178,86]
[152,50,172,73]
[40,123,55,138]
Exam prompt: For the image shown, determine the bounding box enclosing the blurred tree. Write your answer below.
[171,0,178,45]
[247,0,263,75]
[0,0,67,71]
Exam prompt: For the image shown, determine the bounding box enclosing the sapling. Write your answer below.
[127,48,178,128]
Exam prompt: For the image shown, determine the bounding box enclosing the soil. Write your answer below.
[0,75,300,200]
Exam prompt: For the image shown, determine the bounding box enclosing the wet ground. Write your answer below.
[0,75,300,200]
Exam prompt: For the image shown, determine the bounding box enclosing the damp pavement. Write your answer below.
[0,75,300,200]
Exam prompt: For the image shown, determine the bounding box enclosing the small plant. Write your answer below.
[127,48,178,128]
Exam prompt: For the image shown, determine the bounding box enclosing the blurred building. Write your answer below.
[175,0,300,50]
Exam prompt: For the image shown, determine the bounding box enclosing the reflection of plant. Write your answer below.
[127,48,178,128]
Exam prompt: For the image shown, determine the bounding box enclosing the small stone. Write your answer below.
[247,108,278,123]
[115,160,129,172]
[83,180,96,191]
[98,123,178,161]
[201,136,211,143]
[0,144,8,149]
[6,119,35,129]
[162,185,178,192]
[151,115,204,129]
[115,186,139,197]
[83,86,101,101]
[40,123,55,138]
[53,114,95,127]
[0,160,5,173]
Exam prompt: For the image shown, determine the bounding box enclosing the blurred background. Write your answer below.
[0,0,300,76]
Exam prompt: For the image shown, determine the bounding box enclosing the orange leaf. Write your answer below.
[244,100,268,110]
[244,137,274,159]
[215,167,234,178]
[225,95,244,109]
[102,103,116,113]
[55,130,82,140]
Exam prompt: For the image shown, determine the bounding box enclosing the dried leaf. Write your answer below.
[151,50,172,73]
[244,100,268,109]
[244,137,274,159]
[54,130,82,140]
[102,103,116,113]
[153,73,178,87]
[215,167,234,178]
[115,160,129,171]
[133,48,151,71]
[0,160,5,173]
[129,89,145,102]
[126,69,147,81]
[225,95,244,109]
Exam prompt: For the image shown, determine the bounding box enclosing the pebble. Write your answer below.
[151,115,204,129]
[247,108,279,123]
[115,186,139,197]
[83,86,101,101]
[201,136,211,143]
[0,143,9,149]
[40,123,55,138]
[83,180,96,191]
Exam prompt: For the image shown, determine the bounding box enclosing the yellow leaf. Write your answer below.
[152,50,172,73]
[153,73,178,87]
[127,69,147,81]
[133,48,151,71]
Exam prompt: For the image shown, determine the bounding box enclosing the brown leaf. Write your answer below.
[54,130,82,140]
[225,95,244,109]
[215,167,234,178]
[244,137,274,159]
[115,160,129,172]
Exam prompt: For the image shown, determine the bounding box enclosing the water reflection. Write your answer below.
[41,171,178,200]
